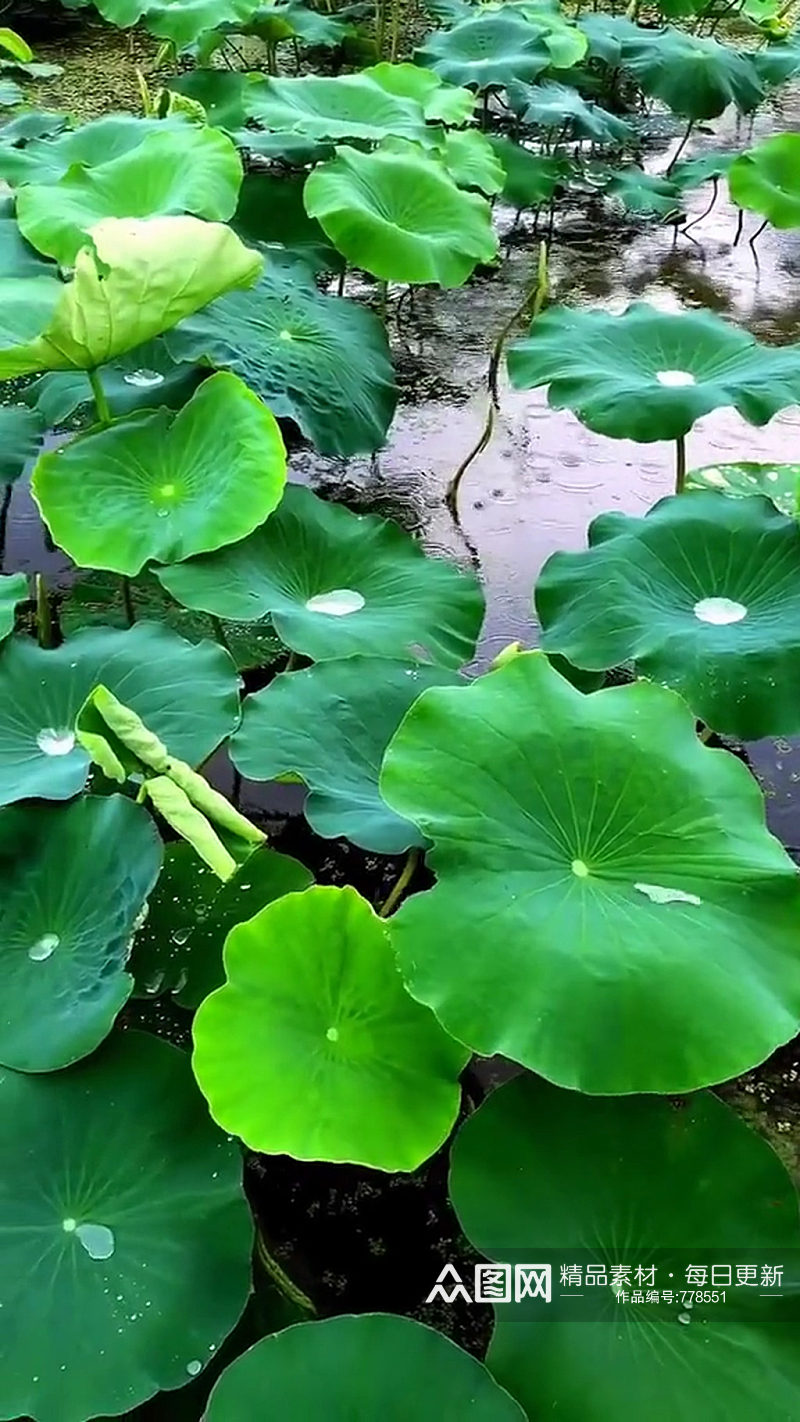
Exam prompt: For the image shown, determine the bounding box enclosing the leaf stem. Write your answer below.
[675,435,687,494]
[35,573,52,648]
[378,847,421,918]
[666,119,694,177]
[255,1229,316,1315]
[88,368,112,427]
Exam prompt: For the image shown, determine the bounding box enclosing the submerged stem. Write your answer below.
[88,368,112,427]
[379,847,421,918]
[675,435,687,494]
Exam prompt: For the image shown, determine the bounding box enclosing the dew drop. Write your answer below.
[677,1311,692,1325]
[171,928,191,946]
[634,882,701,907]
[326,1026,340,1042]
[156,508,170,519]
[656,369,696,387]
[123,369,165,388]
[36,727,75,757]
[693,596,747,625]
[570,859,590,878]
[75,1223,115,1260]
[29,933,59,962]
[186,1360,202,1377]
[305,588,365,617]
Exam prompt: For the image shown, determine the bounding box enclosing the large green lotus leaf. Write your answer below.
[231,657,461,852]
[451,1075,800,1422]
[32,372,286,575]
[415,11,551,89]
[670,150,734,188]
[231,171,343,272]
[687,460,800,515]
[0,574,27,641]
[729,133,800,228]
[496,1,588,68]
[0,796,162,1070]
[577,12,655,64]
[507,301,800,442]
[0,404,44,482]
[434,127,505,195]
[131,841,312,1006]
[605,164,684,218]
[0,622,240,806]
[205,1315,526,1421]
[94,0,259,46]
[26,338,203,426]
[192,885,470,1169]
[537,490,800,738]
[0,114,186,187]
[242,70,438,143]
[0,1029,252,1422]
[158,483,484,666]
[379,651,800,1093]
[304,143,498,287]
[168,69,253,131]
[0,216,262,377]
[752,32,800,85]
[505,78,633,142]
[165,260,396,457]
[622,29,764,118]
[16,124,243,265]
[365,60,475,124]
[487,137,570,207]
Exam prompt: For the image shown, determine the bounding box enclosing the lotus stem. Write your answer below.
[675,435,687,495]
[389,0,402,62]
[336,264,347,297]
[378,279,388,322]
[0,482,11,572]
[733,207,744,246]
[379,846,421,918]
[231,766,242,810]
[375,0,387,59]
[749,218,768,262]
[35,574,52,649]
[121,576,136,627]
[683,176,719,235]
[666,120,694,178]
[255,1229,316,1315]
[88,368,112,427]
[285,649,301,672]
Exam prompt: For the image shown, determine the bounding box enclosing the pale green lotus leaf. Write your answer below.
[16,123,243,264]
[0,114,191,187]
[415,10,551,89]
[94,0,260,47]
[365,60,475,124]
[304,142,498,287]
[33,372,286,574]
[0,1029,252,1422]
[158,483,485,666]
[0,215,263,377]
[451,1075,800,1422]
[729,133,800,228]
[380,651,800,1093]
[0,795,162,1070]
[205,1316,526,1421]
[193,885,470,1169]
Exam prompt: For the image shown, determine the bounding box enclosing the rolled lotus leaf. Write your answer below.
[508,301,800,441]
[379,651,800,1093]
[451,1075,800,1422]
[192,885,470,1170]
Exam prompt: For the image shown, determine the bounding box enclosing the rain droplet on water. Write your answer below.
[123,369,165,388]
[29,933,59,962]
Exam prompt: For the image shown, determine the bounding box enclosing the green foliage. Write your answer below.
[193,884,470,1169]
[415,9,551,89]
[380,652,800,1092]
[687,460,800,514]
[0,404,44,481]
[729,132,800,228]
[0,575,27,642]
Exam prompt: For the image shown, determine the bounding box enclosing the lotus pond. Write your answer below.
[3,0,800,1418]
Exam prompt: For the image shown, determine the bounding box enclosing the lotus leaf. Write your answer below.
[366,60,475,124]
[242,70,441,144]
[231,657,461,852]
[165,259,396,456]
[0,1029,252,1422]
[752,32,800,85]
[204,1316,526,1420]
[0,574,27,641]
[379,651,800,1093]
[537,490,800,738]
[232,171,343,272]
[415,11,551,89]
[0,27,32,61]
[451,1076,800,1422]
[687,460,800,514]
[487,137,570,207]
[497,1,588,68]
[94,0,260,46]
[193,885,470,1169]
[621,29,764,118]
[605,165,684,217]
[0,795,162,1070]
[132,841,312,1005]
[304,143,498,287]
[0,404,44,482]
[0,114,187,187]
[0,199,55,278]
[434,127,505,194]
[577,13,656,65]
[507,301,800,441]
[0,621,240,806]
[33,372,286,575]
[0,216,262,377]
[158,483,484,666]
[670,150,734,188]
[729,133,800,228]
[27,339,203,426]
[16,123,243,265]
[505,79,633,143]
